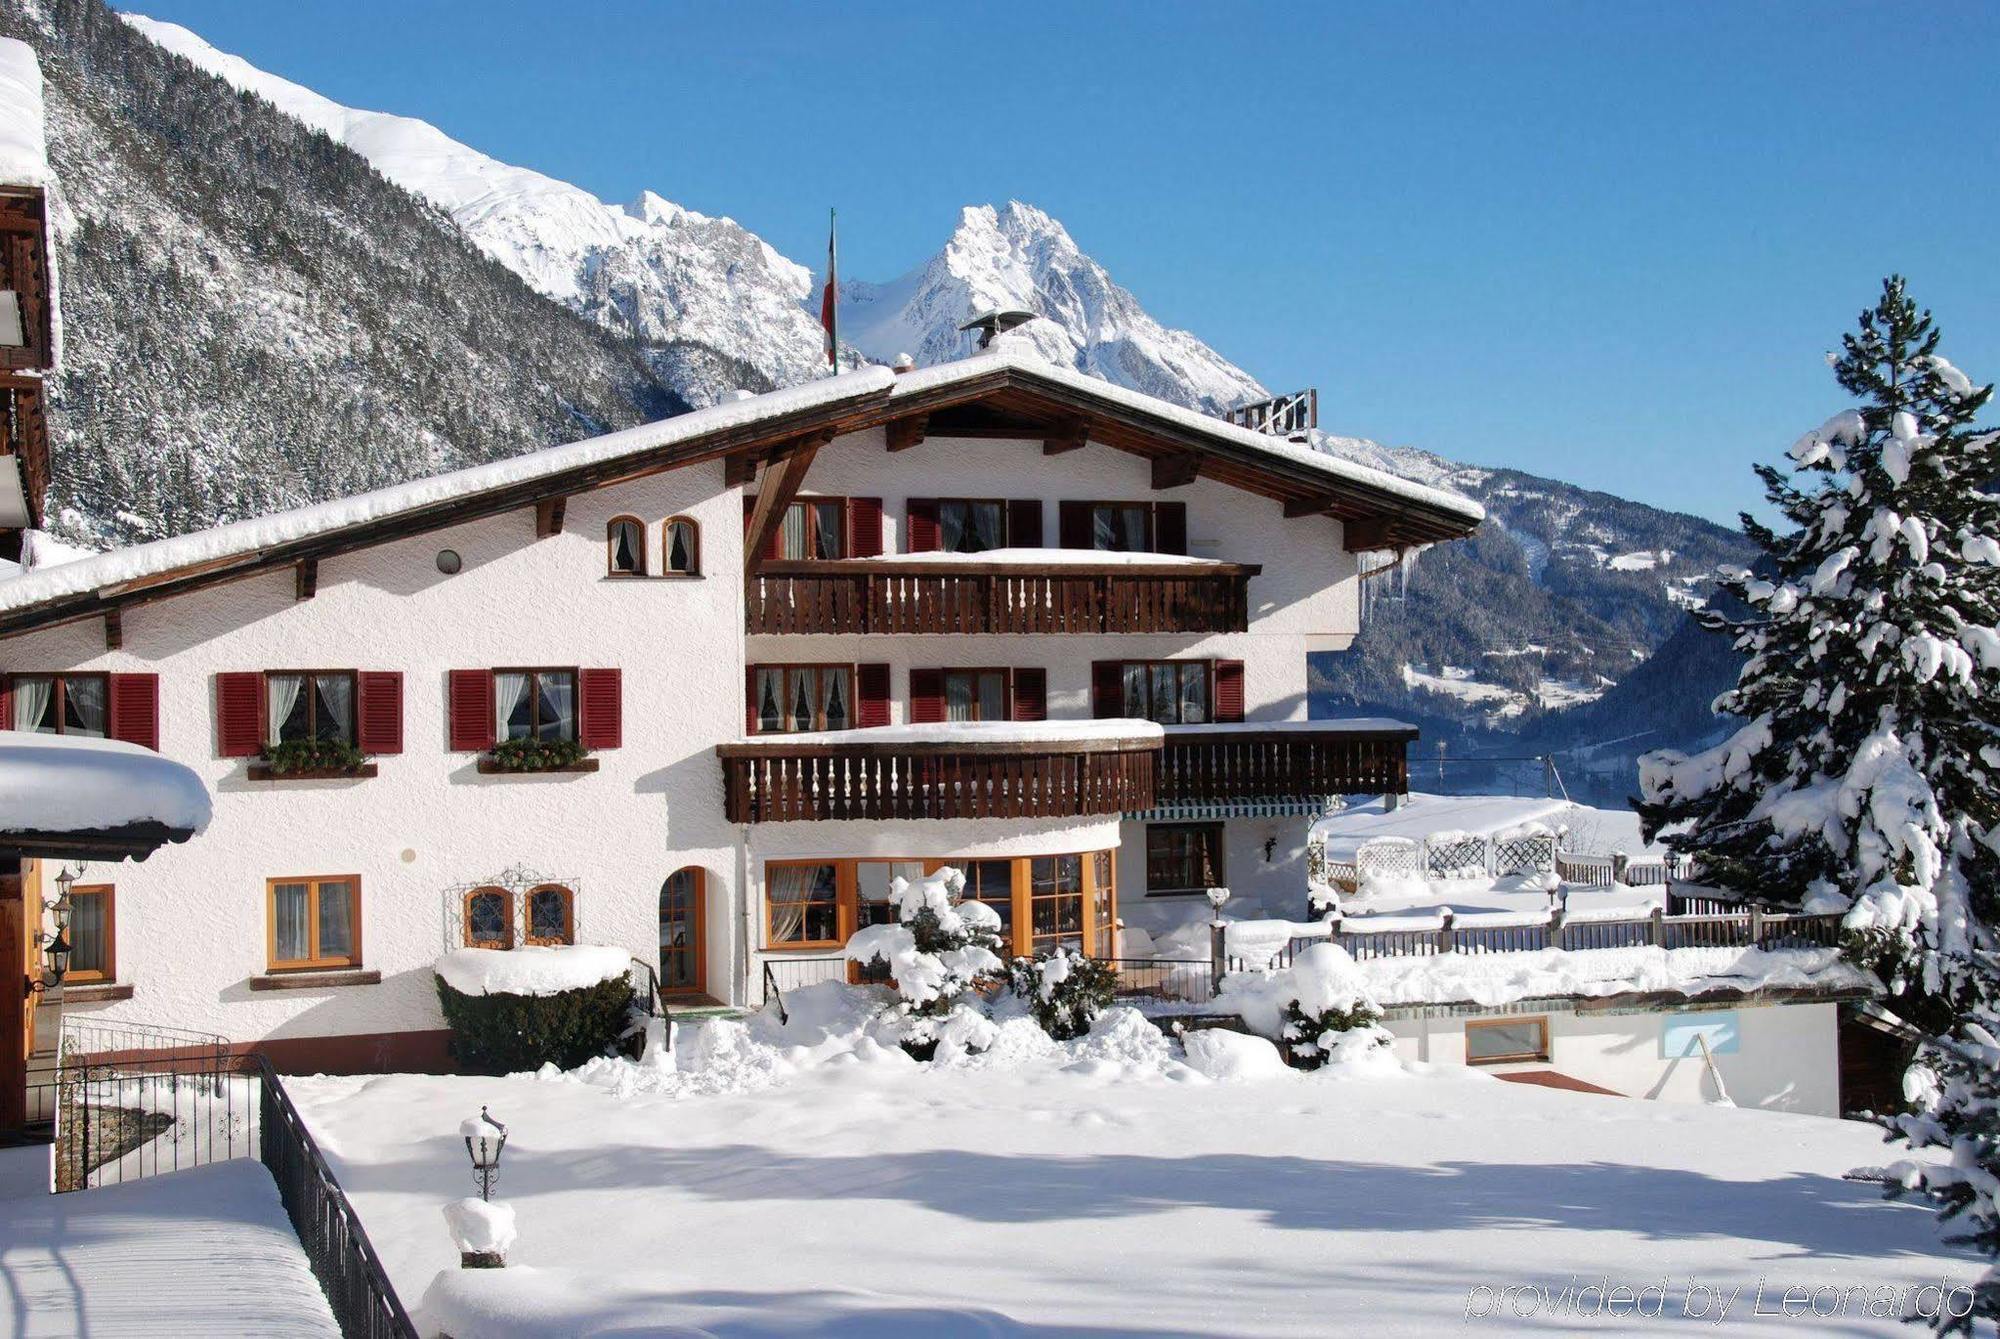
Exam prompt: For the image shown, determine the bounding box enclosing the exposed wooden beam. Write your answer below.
[724,452,759,487]
[103,609,121,651]
[743,432,830,575]
[1042,419,1089,455]
[1342,517,1405,552]
[535,496,567,539]
[1283,495,1337,519]
[884,414,929,453]
[294,558,318,601]
[1151,452,1201,490]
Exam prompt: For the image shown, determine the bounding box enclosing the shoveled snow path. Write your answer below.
[290,1049,1967,1336]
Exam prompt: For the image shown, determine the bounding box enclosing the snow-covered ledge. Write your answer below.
[0,730,211,858]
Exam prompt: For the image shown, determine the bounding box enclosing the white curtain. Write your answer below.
[946,672,974,722]
[1121,664,1146,719]
[821,668,850,731]
[316,674,354,742]
[495,672,530,740]
[977,672,1007,723]
[539,673,575,741]
[267,674,304,744]
[755,669,784,733]
[940,503,966,553]
[316,880,353,957]
[780,505,807,560]
[768,865,817,944]
[1121,506,1148,553]
[969,502,1002,552]
[273,881,310,961]
[68,893,106,974]
[64,677,107,737]
[667,521,695,573]
[1180,665,1209,724]
[13,676,51,732]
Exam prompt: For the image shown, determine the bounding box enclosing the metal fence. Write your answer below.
[1102,958,1217,1008]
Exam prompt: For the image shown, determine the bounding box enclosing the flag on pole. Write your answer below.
[819,208,838,370]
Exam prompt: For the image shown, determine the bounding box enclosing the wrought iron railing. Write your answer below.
[1100,957,1217,1008]
[43,1019,250,1192]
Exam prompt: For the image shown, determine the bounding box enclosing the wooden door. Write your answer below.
[659,868,706,997]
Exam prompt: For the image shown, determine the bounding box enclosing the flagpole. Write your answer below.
[827,207,838,375]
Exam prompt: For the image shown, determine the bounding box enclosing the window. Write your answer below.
[496,670,576,743]
[1466,1017,1550,1065]
[937,499,1006,554]
[663,517,700,575]
[525,885,575,946]
[781,498,847,560]
[10,672,106,736]
[66,884,114,984]
[267,671,356,745]
[851,860,924,981]
[1092,850,1116,955]
[1147,823,1223,894]
[959,860,1015,944]
[767,862,841,947]
[268,876,360,971]
[944,669,1010,722]
[608,516,646,576]
[464,888,513,949]
[1092,503,1154,553]
[751,665,852,734]
[1030,855,1085,954]
[660,867,706,994]
[1117,661,1210,725]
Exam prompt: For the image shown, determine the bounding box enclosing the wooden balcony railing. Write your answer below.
[717,731,1161,823]
[1152,724,1415,809]
[744,558,1260,636]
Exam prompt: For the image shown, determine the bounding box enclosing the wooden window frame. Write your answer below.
[1465,1016,1552,1066]
[933,497,1011,554]
[784,496,850,561]
[462,887,514,950]
[1027,853,1089,956]
[661,515,701,577]
[1110,660,1213,725]
[763,859,847,950]
[659,866,708,997]
[941,667,1015,722]
[607,515,648,578]
[265,875,362,973]
[748,663,858,735]
[65,883,115,984]
[263,669,359,748]
[524,884,577,947]
[9,671,109,737]
[1145,821,1225,896]
[493,667,581,744]
[1081,500,1158,554]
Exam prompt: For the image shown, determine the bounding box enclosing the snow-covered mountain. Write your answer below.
[839,203,1269,416]
[124,13,827,406]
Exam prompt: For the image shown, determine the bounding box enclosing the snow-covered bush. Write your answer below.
[844,866,1004,1060]
[1008,946,1118,1041]
[1216,943,1393,1070]
[435,967,635,1074]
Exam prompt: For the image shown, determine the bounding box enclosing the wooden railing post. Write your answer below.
[1649,906,1665,947]
[1437,909,1456,954]
[1747,904,1763,949]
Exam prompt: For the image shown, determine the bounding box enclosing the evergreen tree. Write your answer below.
[1639,277,2000,1030]
[844,867,1004,1060]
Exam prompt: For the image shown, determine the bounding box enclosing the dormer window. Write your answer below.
[608,517,646,576]
[664,517,700,575]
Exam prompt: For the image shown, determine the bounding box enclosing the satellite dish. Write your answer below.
[959,309,1040,349]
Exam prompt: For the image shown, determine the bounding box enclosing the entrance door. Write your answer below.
[659,867,706,996]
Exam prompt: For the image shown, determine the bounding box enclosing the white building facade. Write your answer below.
[0,349,1480,1070]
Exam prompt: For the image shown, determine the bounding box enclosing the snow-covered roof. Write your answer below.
[1309,792,1578,857]
[723,720,1165,749]
[0,730,212,851]
[0,39,47,190]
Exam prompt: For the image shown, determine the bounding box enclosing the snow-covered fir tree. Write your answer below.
[1639,277,2000,1030]
[844,867,1004,1059]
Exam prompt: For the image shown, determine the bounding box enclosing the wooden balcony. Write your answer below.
[1149,723,1416,814]
[744,557,1259,636]
[717,727,1161,823]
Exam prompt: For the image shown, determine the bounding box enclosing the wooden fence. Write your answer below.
[1275,907,1844,965]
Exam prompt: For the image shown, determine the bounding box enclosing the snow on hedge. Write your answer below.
[0,729,211,836]
[0,39,46,189]
[436,945,630,997]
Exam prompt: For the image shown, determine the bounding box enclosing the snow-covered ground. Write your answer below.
[0,1152,339,1336]
[1311,792,1580,860]
[287,994,1971,1337]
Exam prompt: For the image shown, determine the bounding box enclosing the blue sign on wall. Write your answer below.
[1661,1013,1739,1059]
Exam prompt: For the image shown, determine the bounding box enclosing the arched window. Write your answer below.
[663,517,700,576]
[464,888,513,949]
[525,884,575,946]
[608,516,647,577]
[659,867,705,994]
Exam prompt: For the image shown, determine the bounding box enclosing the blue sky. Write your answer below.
[124,2,1998,527]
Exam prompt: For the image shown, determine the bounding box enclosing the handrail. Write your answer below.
[762,960,789,1026]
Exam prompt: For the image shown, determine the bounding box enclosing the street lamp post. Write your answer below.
[462,1107,507,1202]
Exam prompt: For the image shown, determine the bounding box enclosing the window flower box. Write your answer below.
[478,737,598,775]
[249,738,377,781]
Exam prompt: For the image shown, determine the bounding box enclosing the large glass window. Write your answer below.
[752,665,852,734]
[496,670,576,743]
[267,671,356,745]
[1030,855,1085,955]
[944,670,1009,723]
[10,673,107,737]
[269,876,360,971]
[960,860,1015,945]
[1092,503,1152,553]
[938,499,1006,554]
[780,499,847,560]
[1466,1017,1551,1065]
[1117,661,1210,724]
[767,862,841,946]
[1146,823,1223,894]
[66,884,114,983]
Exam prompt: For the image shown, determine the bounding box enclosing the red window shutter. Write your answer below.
[856,663,890,728]
[1155,502,1188,555]
[743,496,783,559]
[909,668,945,724]
[0,676,13,732]
[849,497,884,558]
[906,498,939,553]
[107,673,160,751]
[356,672,403,755]
[1214,660,1245,722]
[1058,501,1093,550]
[1007,500,1043,548]
[745,666,759,735]
[1091,661,1125,719]
[579,668,622,750]
[448,670,496,752]
[1011,668,1047,722]
[216,672,264,757]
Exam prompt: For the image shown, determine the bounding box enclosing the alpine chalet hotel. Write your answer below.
[0,340,1479,1069]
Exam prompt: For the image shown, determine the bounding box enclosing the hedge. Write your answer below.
[435,972,635,1074]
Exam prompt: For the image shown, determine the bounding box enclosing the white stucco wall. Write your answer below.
[1382,1001,1845,1117]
